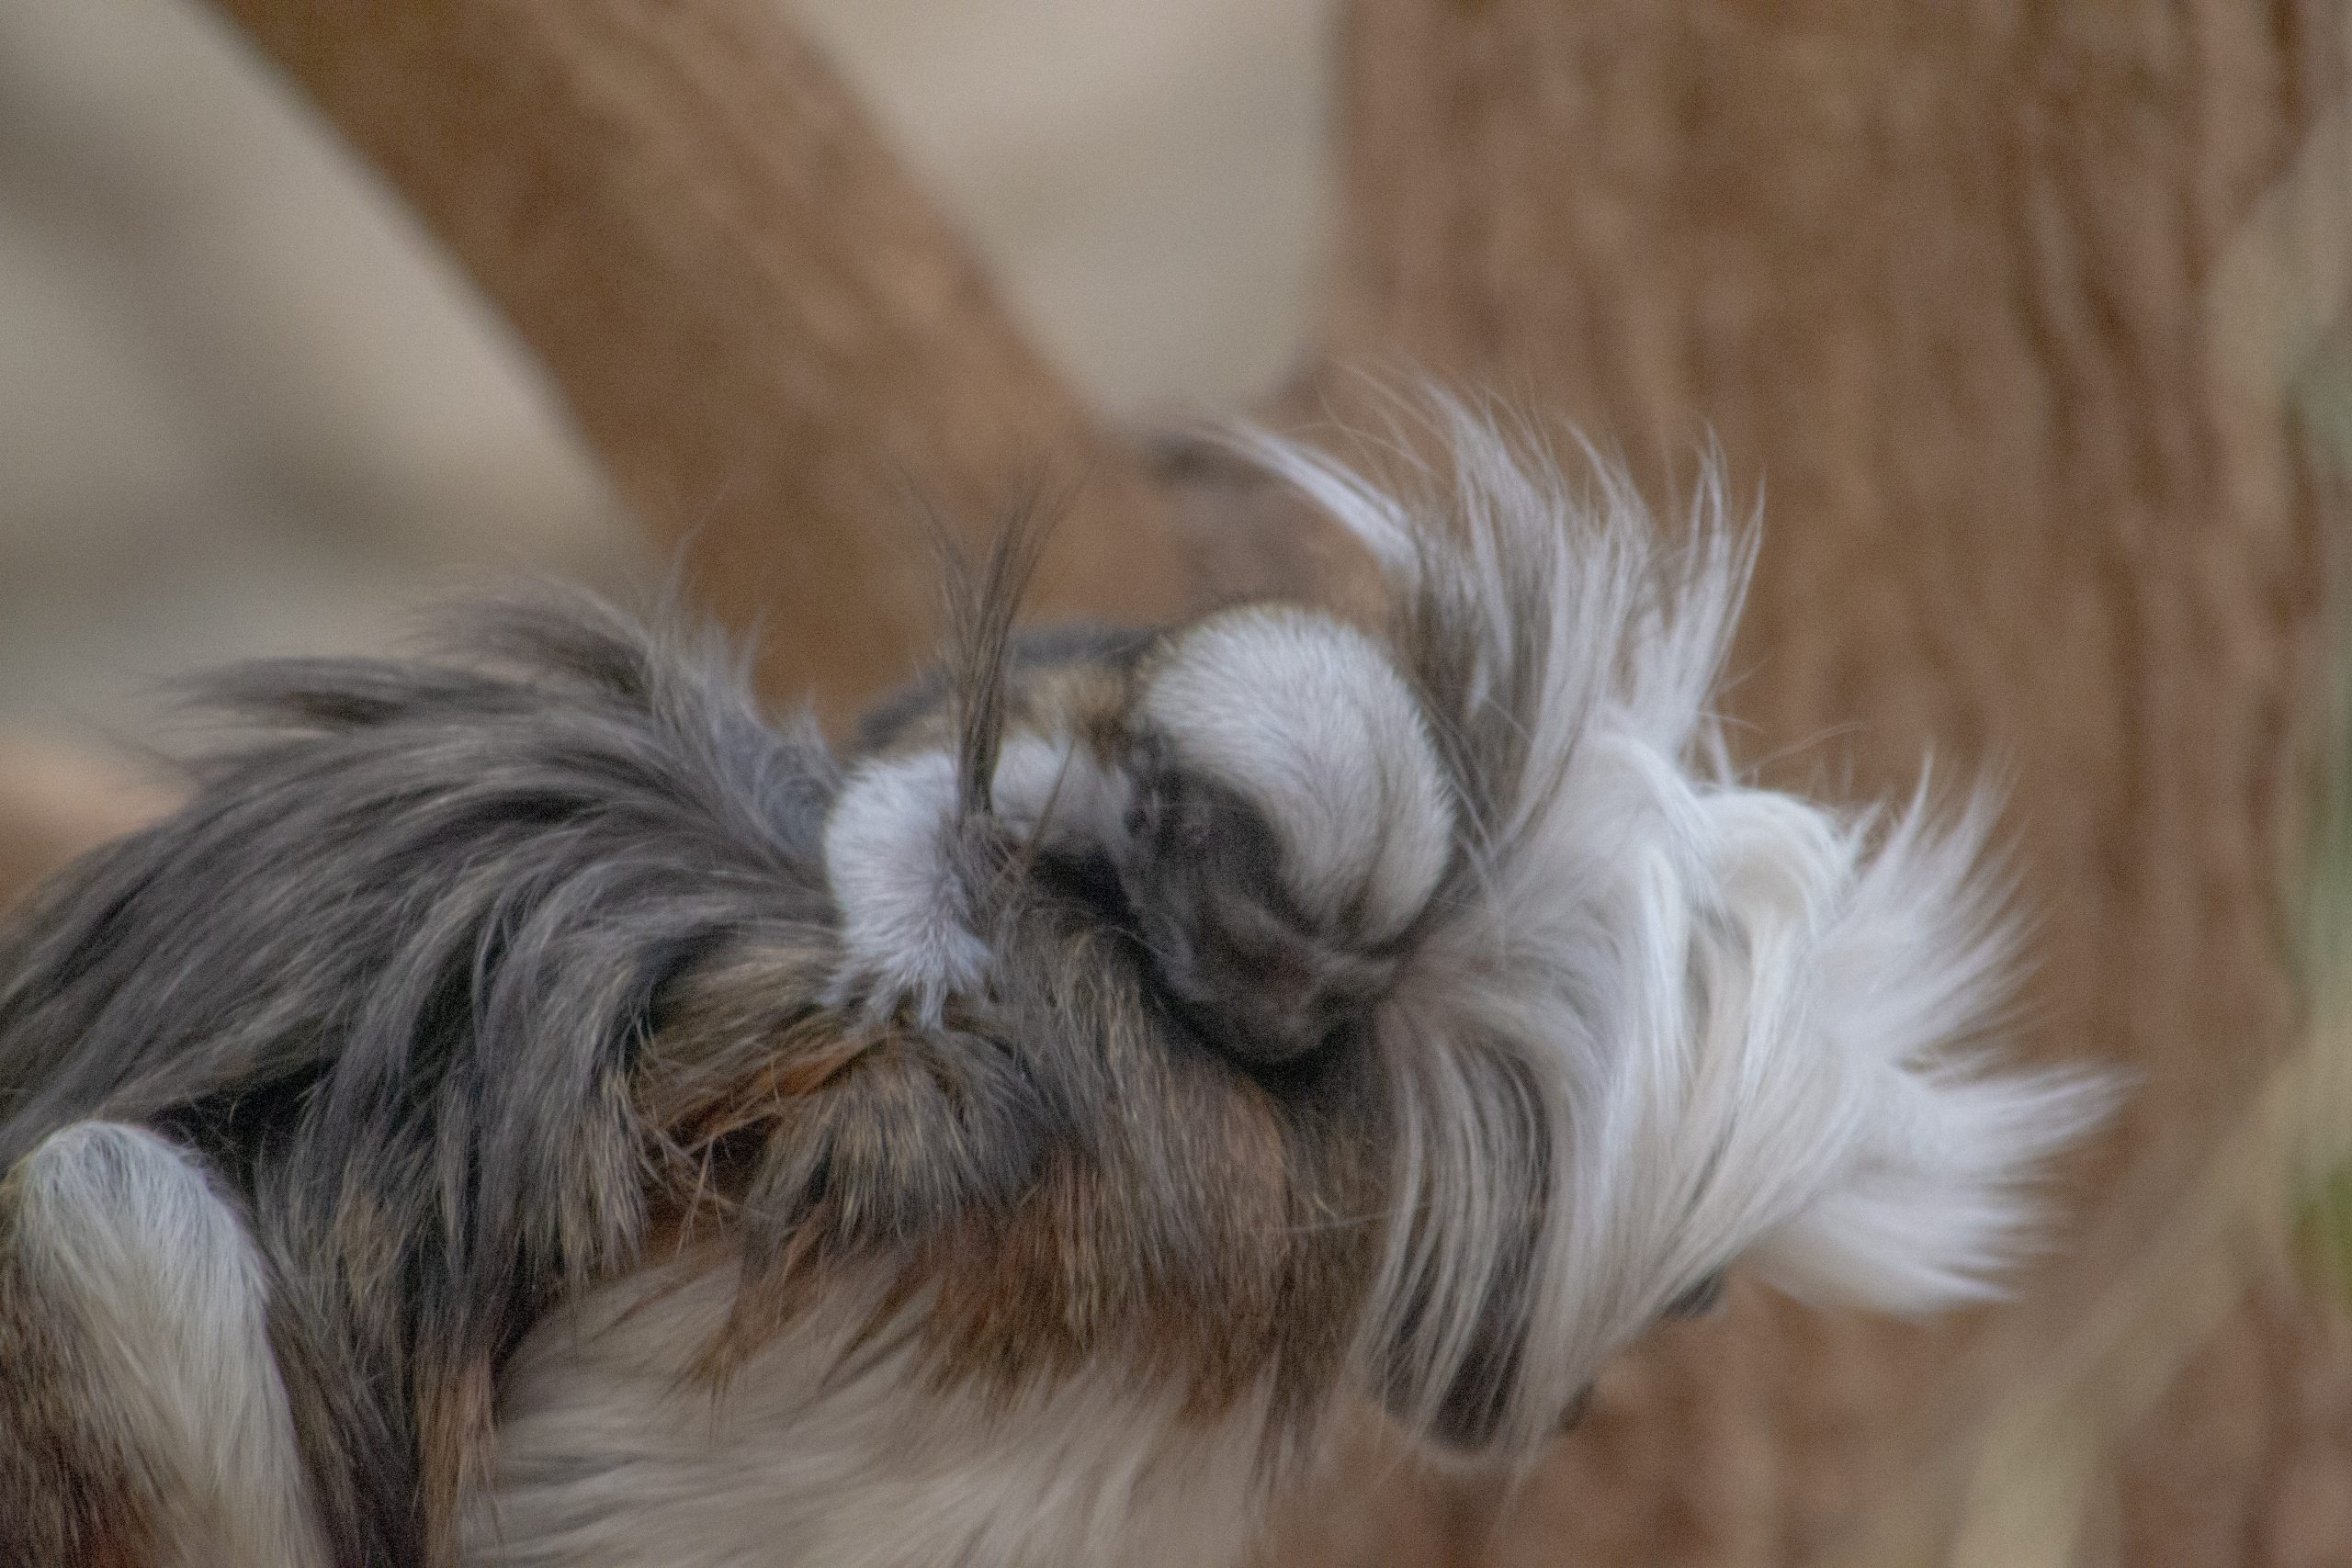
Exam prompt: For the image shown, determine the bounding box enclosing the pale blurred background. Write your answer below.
[0,0,1332,763]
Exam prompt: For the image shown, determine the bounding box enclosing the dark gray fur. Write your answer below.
[0,592,845,1563]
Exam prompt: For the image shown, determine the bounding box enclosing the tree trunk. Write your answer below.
[1278,4,2348,1563]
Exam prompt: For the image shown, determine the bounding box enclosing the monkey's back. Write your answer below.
[0,592,846,1563]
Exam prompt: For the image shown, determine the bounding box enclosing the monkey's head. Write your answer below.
[720,406,2110,1467]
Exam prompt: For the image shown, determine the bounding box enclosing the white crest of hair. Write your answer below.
[823,750,991,1024]
[1142,606,1453,941]
[1238,394,2114,1460]
[8,1121,328,1568]
[473,1258,1272,1568]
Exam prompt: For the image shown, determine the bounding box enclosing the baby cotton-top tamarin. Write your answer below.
[0,404,2109,1568]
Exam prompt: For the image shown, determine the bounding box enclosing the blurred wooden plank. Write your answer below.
[205,0,1189,722]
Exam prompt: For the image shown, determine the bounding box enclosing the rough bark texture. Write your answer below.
[203,0,1186,725]
[1282,3,2347,1563]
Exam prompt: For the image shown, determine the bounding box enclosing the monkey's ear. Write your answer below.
[0,1122,327,1568]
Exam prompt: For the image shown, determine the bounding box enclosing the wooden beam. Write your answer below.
[205,0,1190,723]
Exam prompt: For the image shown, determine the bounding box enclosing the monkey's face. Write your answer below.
[1115,610,1449,1069]
[837,605,1448,1070]
[787,418,2108,1470]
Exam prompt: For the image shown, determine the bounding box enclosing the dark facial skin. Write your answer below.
[1114,748,1403,1070]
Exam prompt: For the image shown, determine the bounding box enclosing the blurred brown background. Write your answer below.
[4,2,2350,1565]
[0,0,1328,748]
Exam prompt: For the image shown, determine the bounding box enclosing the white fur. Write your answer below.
[472,1260,1272,1568]
[1244,400,2114,1458]
[823,750,991,1024]
[989,728,1136,855]
[824,733,1144,1021]
[10,1121,327,1568]
[1143,607,1453,942]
